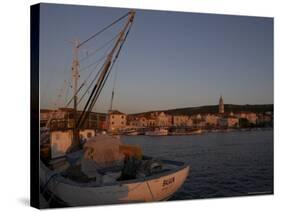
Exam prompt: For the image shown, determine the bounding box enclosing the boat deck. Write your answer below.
[42,155,187,187]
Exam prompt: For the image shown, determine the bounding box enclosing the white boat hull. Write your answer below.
[145,129,168,136]
[127,131,139,136]
[40,160,189,207]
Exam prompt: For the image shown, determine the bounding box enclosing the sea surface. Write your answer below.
[122,129,273,200]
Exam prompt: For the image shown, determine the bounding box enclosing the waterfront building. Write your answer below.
[139,116,148,127]
[204,114,219,127]
[108,110,127,132]
[256,113,273,125]
[147,118,156,127]
[173,115,193,127]
[128,118,139,128]
[40,108,68,124]
[129,116,148,128]
[196,120,206,128]
[156,112,172,127]
[246,113,257,124]
[40,108,106,130]
[218,116,239,128]
[236,112,257,124]
[190,114,205,128]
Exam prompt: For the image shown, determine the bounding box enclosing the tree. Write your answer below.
[239,118,250,128]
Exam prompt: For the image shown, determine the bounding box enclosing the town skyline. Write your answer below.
[39,4,273,114]
[41,96,273,116]
[41,95,273,132]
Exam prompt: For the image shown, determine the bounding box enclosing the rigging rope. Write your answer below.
[44,11,133,129]
[77,20,134,129]
[77,65,103,105]
[64,62,102,109]
[58,31,115,110]
[64,49,110,108]
[79,33,120,63]
[80,53,108,72]
[77,12,130,48]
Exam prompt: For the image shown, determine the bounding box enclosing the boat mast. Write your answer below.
[72,40,80,150]
[67,10,135,152]
[76,10,135,130]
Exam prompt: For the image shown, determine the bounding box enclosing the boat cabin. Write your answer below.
[50,129,95,159]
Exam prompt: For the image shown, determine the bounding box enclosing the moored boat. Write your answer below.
[40,152,189,206]
[145,128,168,136]
[186,128,203,135]
[127,131,141,136]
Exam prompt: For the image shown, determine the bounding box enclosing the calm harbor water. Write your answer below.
[122,129,273,200]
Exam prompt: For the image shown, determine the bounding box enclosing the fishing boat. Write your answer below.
[126,130,141,136]
[40,153,189,206]
[186,128,203,135]
[145,128,169,136]
[40,10,189,207]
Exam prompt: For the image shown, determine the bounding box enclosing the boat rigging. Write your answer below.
[40,10,189,207]
[67,10,136,152]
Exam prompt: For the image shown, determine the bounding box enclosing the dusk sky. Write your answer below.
[39,3,273,114]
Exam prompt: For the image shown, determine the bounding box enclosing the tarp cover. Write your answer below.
[81,135,124,178]
[83,134,124,164]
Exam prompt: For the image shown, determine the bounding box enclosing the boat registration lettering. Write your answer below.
[162,177,175,187]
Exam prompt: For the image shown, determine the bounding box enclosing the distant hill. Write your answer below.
[130,104,273,116]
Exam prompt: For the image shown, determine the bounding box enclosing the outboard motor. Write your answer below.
[137,159,163,177]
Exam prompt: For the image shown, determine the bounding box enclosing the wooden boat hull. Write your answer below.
[40,160,189,207]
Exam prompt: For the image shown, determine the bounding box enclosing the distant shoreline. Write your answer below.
[128,104,273,116]
[121,127,273,137]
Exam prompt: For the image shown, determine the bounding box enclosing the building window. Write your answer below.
[121,115,124,119]
[121,121,124,125]
[112,122,114,125]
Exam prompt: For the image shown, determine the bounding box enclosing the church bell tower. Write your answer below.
[219,95,224,114]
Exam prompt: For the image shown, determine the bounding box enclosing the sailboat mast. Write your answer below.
[67,10,135,152]
[72,40,80,149]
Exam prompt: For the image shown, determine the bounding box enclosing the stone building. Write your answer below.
[204,114,219,127]
[191,114,206,128]
[156,112,172,127]
[218,116,239,128]
[147,118,156,127]
[236,112,257,124]
[173,115,193,127]
[129,116,148,128]
[108,110,127,132]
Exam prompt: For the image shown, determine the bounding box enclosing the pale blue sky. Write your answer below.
[39,4,273,114]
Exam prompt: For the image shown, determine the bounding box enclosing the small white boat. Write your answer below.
[186,129,203,135]
[40,134,190,207]
[127,131,140,136]
[124,129,141,136]
[145,128,168,136]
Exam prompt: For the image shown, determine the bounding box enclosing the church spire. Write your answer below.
[219,95,224,114]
